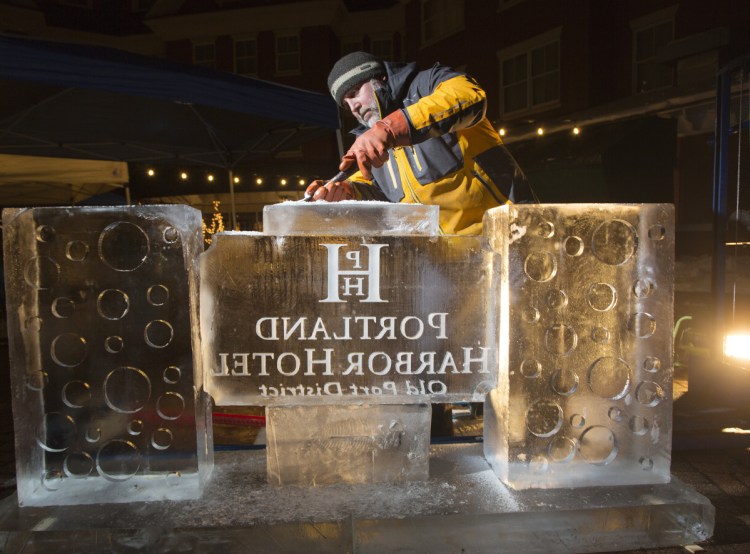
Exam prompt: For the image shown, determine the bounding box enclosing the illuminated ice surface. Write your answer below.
[263,201,440,236]
[0,445,713,553]
[2,206,213,506]
[483,204,675,489]
[201,233,499,405]
[266,400,431,485]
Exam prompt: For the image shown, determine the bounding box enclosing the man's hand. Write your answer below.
[305,179,355,202]
[340,110,411,180]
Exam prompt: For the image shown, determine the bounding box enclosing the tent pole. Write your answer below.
[228,168,238,230]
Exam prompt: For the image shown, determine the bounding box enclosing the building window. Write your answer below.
[631,9,675,93]
[341,38,364,56]
[276,32,300,74]
[498,28,561,115]
[421,0,464,46]
[193,41,216,69]
[234,38,257,76]
[371,37,393,60]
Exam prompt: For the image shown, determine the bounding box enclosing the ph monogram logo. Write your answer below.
[320,243,388,303]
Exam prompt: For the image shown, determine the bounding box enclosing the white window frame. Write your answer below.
[630,6,677,94]
[497,27,561,117]
[233,36,258,77]
[420,0,465,48]
[275,31,301,76]
[192,40,216,69]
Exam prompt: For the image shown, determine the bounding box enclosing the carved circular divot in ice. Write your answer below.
[628,312,656,338]
[578,425,618,466]
[163,226,180,244]
[633,279,654,298]
[640,456,655,470]
[65,240,89,262]
[546,289,568,310]
[51,297,75,318]
[550,368,579,396]
[648,225,666,241]
[520,359,542,378]
[591,326,610,344]
[548,436,577,463]
[608,406,624,422]
[50,333,87,367]
[127,419,144,436]
[144,320,174,348]
[98,221,150,272]
[62,380,91,408]
[635,381,665,407]
[35,225,56,243]
[104,335,124,354]
[526,402,563,437]
[151,428,174,450]
[521,306,541,324]
[523,251,557,282]
[163,365,182,384]
[537,220,555,238]
[96,439,141,481]
[85,426,101,443]
[147,284,170,306]
[156,392,185,420]
[628,415,650,436]
[643,356,662,373]
[586,283,618,312]
[166,472,182,486]
[97,289,130,320]
[563,235,584,257]
[569,413,586,429]
[591,219,637,266]
[41,469,64,491]
[588,357,631,399]
[24,256,60,289]
[104,366,151,413]
[26,370,48,391]
[544,323,578,356]
[25,315,43,332]
[36,412,76,452]
[64,451,94,478]
[473,380,493,397]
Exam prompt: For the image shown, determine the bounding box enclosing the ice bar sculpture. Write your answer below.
[483,204,675,489]
[2,206,213,506]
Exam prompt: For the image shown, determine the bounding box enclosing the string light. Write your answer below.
[298,178,306,186]
[573,126,581,135]
[207,174,214,182]
[537,127,544,136]
[147,168,155,177]
[499,128,506,136]
[256,177,263,185]
[180,172,188,180]
[233,176,240,184]
[280,178,287,186]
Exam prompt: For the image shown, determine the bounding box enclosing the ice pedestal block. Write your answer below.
[2,206,213,506]
[266,400,431,485]
[202,232,499,405]
[483,204,675,489]
[263,201,440,236]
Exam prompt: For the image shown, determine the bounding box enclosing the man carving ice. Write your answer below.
[306,51,535,235]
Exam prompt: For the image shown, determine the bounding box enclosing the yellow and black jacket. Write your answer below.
[348,61,533,235]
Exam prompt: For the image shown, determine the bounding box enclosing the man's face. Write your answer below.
[342,79,382,128]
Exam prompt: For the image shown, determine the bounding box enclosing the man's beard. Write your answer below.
[356,79,385,128]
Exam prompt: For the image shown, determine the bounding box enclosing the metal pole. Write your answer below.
[711,67,731,355]
[229,168,237,230]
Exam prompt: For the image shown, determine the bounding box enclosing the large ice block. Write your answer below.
[263,201,440,236]
[2,206,213,506]
[483,204,674,489]
[266,399,431,485]
[202,232,499,405]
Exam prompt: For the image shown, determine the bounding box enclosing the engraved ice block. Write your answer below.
[2,206,213,506]
[266,399,431,485]
[263,201,440,236]
[482,204,674,489]
[201,233,499,405]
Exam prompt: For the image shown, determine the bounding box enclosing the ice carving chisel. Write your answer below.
[303,166,356,201]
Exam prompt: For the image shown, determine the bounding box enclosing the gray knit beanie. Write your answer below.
[327,51,385,106]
